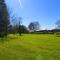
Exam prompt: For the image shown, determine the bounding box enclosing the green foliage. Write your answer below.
[18,25,29,35]
[0,0,10,37]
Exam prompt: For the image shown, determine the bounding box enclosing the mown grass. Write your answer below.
[0,34,60,60]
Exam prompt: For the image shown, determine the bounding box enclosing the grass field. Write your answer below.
[0,34,60,60]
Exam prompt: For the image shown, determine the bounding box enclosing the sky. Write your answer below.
[5,0,60,30]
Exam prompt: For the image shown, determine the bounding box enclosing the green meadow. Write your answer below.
[0,34,60,60]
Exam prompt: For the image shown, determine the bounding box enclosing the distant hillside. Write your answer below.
[30,29,60,34]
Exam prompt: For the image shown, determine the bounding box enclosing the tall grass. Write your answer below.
[0,34,60,60]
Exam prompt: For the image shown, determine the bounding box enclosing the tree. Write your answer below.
[21,25,29,33]
[56,20,60,29]
[11,16,18,34]
[28,22,40,31]
[18,17,22,35]
[10,15,23,35]
[8,25,13,34]
[0,0,10,37]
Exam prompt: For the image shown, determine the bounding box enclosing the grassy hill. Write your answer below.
[0,34,60,60]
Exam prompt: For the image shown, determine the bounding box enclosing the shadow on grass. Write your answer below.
[56,36,60,37]
[0,34,22,43]
[0,37,8,43]
[1,34,24,42]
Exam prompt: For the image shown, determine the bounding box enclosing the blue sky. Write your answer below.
[6,0,60,29]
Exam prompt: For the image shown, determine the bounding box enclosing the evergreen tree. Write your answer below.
[0,0,10,37]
